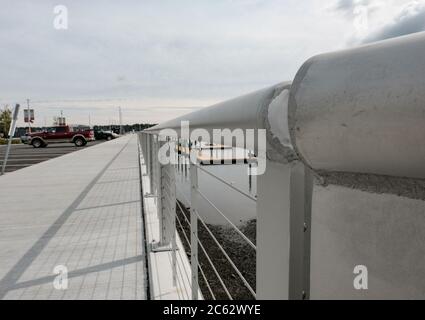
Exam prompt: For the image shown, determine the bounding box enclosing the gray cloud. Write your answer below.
[361,2,425,43]
[334,0,371,16]
[0,0,356,124]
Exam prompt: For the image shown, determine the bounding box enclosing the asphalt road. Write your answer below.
[0,140,105,173]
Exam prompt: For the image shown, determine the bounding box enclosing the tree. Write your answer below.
[0,105,12,138]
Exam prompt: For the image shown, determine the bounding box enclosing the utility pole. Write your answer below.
[2,104,20,175]
[118,106,123,135]
[27,99,31,133]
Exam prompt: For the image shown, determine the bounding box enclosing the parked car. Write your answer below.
[94,130,119,141]
[28,125,95,148]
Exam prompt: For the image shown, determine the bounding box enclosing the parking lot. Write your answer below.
[0,141,105,173]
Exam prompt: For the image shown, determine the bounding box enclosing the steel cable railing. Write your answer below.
[140,132,257,300]
[160,196,191,300]
[176,154,256,252]
[175,159,255,299]
[196,188,256,250]
[176,200,232,299]
[193,209,256,298]
[194,163,257,202]
[175,207,217,300]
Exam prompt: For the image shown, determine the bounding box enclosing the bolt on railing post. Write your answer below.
[190,152,199,300]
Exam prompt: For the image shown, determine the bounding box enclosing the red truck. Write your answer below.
[28,125,95,148]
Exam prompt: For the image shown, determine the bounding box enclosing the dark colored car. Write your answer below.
[94,130,119,141]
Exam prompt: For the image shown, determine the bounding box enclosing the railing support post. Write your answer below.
[168,161,177,286]
[256,160,311,300]
[148,134,155,194]
[158,138,176,247]
[190,156,199,300]
[153,136,164,244]
[143,133,148,165]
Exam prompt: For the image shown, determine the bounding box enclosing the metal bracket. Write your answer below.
[150,241,179,253]
[144,193,157,198]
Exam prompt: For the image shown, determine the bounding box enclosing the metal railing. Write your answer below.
[137,77,311,301]
[139,132,257,300]
[137,32,425,300]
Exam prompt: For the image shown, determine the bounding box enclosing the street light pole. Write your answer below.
[1,104,20,175]
[118,106,123,135]
[27,99,31,134]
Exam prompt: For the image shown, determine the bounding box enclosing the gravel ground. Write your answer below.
[176,200,256,300]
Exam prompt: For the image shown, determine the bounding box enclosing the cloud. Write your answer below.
[332,0,425,45]
[361,1,425,43]
[334,0,371,16]
[0,0,355,125]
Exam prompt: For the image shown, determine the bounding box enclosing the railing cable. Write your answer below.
[176,200,232,300]
[196,189,256,250]
[194,164,257,202]
[194,210,256,298]
[175,213,216,300]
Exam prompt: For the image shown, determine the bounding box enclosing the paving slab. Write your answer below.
[0,134,147,300]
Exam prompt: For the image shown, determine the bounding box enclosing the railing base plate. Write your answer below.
[150,242,179,253]
[144,193,157,198]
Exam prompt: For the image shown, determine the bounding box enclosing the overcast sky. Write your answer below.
[1,0,424,126]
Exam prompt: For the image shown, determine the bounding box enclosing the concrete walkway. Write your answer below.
[0,135,147,300]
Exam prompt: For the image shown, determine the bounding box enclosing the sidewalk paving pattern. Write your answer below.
[0,141,104,173]
[0,135,147,299]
